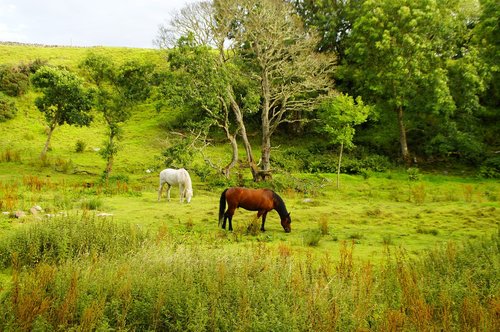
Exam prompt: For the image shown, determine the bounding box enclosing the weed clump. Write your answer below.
[304,229,322,246]
[80,197,103,210]
[0,148,20,162]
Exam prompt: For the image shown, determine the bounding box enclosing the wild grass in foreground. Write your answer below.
[0,216,498,331]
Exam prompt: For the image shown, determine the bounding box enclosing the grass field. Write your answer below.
[0,44,498,330]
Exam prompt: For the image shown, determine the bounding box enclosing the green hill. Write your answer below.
[0,43,188,182]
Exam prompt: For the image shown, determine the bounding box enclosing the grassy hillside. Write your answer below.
[1,43,498,257]
[0,44,498,330]
[0,42,166,69]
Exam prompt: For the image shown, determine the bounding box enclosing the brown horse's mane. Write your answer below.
[272,191,289,220]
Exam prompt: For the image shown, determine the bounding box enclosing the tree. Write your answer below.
[318,93,371,188]
[342,0,477,165]
[155,1,216,48]
[159,0,335,181]
[474,0,500,107]
[162,35,241,177]
[157,0,262,181]
[229,0,336,179]
[292,0,356,58]
[31,66,93,159]
[80,53,153,180]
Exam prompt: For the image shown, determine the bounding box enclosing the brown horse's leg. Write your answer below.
[259,211,268,232]
[223,206,236,231]
[222,213,227,229]
[228,214,233,231]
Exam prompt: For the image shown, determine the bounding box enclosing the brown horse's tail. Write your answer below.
[218,189,228,226]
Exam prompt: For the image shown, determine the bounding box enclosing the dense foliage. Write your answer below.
[294,0,498,166]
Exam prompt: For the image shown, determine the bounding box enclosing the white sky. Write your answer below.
[0,0,197,48]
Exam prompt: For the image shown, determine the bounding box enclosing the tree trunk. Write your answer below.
[227,86,259,181]
[260,131,272,181]
[222,131,238,178]
[337,142,343,189]
[104,131,115,181]
[396,106,411,166]
[40,124,56,159]
[260,68,272,180]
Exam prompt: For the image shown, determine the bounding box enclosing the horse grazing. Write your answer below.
[219,187,291,233]
[158,168,193,203]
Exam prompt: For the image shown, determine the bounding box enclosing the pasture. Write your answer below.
[0,43,498,331]
[0,157,498,330]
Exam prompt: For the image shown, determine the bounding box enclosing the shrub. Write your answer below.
[407,167,421,181]
[478,156,500,179]
[341,154,392,174]
[75,139,86,153]
[304,229,322,246]
[0,93,17,122]
[270,174,325,196]
[0,64,30,96]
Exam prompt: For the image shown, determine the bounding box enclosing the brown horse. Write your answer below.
[219,187,291,233]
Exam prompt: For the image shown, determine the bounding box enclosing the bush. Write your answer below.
[407,167,421,181]
[0,64,30,97]
[303,230,322,246]
[478,156,500,179]
[75,139,86,153]
[271,144,391,175]
[0,93,17,122]
[341,154,392,174]
[270,174,326,196]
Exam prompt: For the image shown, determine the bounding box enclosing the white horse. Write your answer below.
[158,168,193,203]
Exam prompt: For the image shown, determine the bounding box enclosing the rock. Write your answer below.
[97,213,113,217]
[14,210,26,218]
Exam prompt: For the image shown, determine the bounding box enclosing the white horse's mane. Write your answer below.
[179,168,192,191]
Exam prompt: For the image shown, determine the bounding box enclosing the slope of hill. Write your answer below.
[0,44,182,186]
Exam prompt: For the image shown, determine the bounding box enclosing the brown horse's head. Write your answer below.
[281,213,291,233]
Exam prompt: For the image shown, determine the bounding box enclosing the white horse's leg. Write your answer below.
[158,181,164,201]
[179,184,185,203]
[167,184,172,201]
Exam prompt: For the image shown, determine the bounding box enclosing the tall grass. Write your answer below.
[0,217,497,331]
[0,213,150,268]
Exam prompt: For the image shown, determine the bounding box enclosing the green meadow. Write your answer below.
[0,44,498,331]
